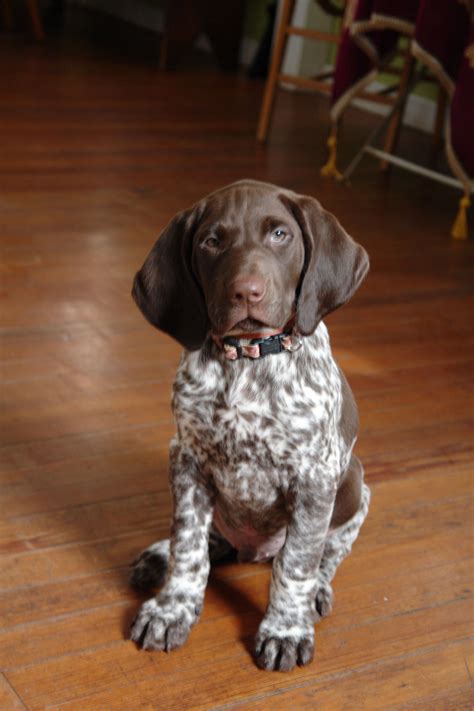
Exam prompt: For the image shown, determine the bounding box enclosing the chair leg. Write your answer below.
[26,0,45,40]
[432,85,448,147]
[256,0,296,143]
[341,70,421,183]
[379,51,414,171]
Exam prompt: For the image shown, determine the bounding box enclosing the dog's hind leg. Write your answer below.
[130,539,170,591]
[130,525,234,591]
[315,459,370,617]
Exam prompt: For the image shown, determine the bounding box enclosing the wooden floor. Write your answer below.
[1,10,473,710]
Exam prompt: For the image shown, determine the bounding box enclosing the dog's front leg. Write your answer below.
[130,443,214,652]
[255,474,336,672]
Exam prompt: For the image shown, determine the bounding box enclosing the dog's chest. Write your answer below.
[172,328,341,494]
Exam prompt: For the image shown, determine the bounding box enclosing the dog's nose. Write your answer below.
[228,276,266,304]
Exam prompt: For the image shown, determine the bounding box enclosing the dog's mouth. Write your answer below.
[232,318,267,333]
[222,317,287,340]
[211,300,297,339]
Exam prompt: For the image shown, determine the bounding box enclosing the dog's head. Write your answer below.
[132,180,369,350]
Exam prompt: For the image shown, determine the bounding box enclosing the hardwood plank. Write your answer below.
[358,426,473,478]
[0,674,25,710]
[0,422,176,474]
[239,640,474,710]
[0,449,168,521]
[393,688,474,710]
[0,381,175,447]
[0,541,148,612]
[5,598,471,709]
[0,319,175,363]
[0,491,169,556]
[343,361,474,395]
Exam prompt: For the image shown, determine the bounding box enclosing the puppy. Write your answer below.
[129,179,370,671]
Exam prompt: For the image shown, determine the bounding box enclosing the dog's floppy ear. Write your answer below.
[132,207,208,350]
[283,194,369,335]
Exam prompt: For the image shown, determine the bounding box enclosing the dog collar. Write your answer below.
[212,330,303,361]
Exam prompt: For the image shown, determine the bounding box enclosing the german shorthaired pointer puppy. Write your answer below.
[129,179,370,672]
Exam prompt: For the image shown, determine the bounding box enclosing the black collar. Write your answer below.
[212,331,303,361]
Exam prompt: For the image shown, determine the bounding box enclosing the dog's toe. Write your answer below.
[315,583,334,618]
[255,634,314,672]
[164,620,191,652]
[130,597,195,652]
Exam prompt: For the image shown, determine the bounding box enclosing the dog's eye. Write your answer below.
[202,235,220,250]
[271,228,287,243]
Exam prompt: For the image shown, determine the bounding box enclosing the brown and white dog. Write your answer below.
[129,179,370,671]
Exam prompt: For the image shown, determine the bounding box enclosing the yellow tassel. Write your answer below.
[451,192,471,240]
[321,128,342,180]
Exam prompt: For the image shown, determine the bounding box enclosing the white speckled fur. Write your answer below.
[131,323,370,669]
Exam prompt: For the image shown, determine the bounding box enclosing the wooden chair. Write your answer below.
[256,0,415,163]
[257,0,343,142]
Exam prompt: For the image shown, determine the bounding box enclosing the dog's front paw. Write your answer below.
[254,615,314,672]
[130,596,199,652]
